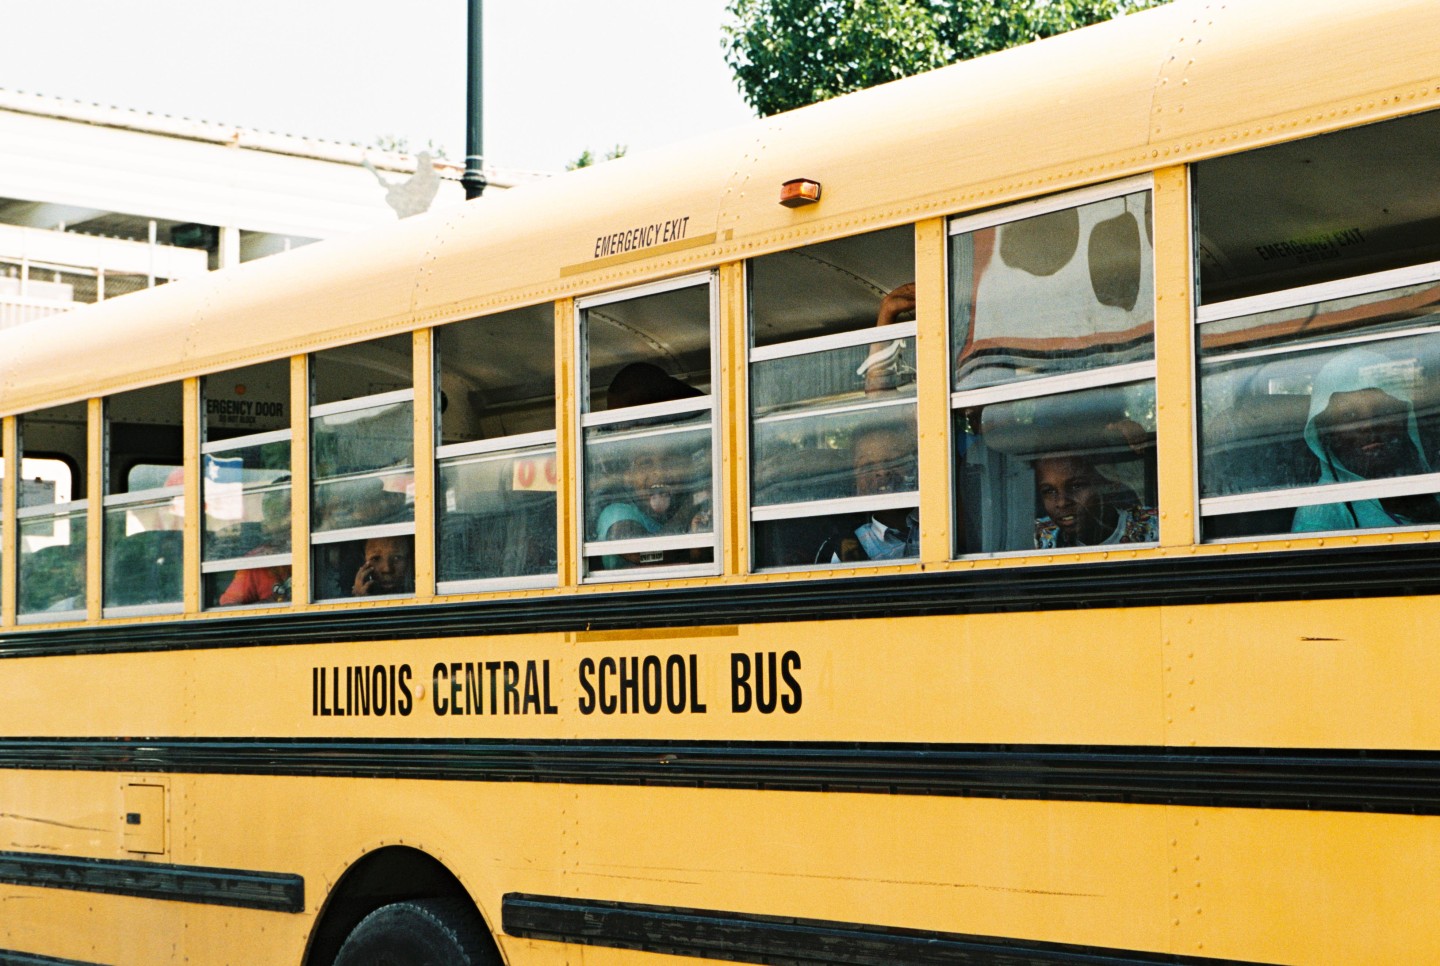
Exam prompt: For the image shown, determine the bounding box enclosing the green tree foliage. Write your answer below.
[567,144,629,171]
[724,0,1170,117]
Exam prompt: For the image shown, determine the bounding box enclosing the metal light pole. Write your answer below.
[461,0,488,200]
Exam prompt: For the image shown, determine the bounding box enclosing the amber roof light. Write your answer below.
[779,178,822,207]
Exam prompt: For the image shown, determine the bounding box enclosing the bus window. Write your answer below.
[950,182,1158,554]
[201,360,293,608]
[17,404,87,622]
[103,383,184,615]
[746,226,918,569]
[436,304,557,592]
[579,275,718,579]
[1196,110,1440,539]
[310,334,415,600]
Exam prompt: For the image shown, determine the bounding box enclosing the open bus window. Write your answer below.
[103,383,184,614]
[201,360,293,609]
[311,334,415,600]
[436,304,557,593]
[312,533,415,600]
[956,384,1157,552]
[1195,110,1440,539]
[17,403,88,623]
[579,275,718,579]
[950,181,1158,555]
[747,226,918,569]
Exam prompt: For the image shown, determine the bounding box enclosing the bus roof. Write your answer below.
[4,0,1438,413]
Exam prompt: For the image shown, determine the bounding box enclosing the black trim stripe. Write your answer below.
[0,851,303,913]
[1,542,1438,658]
[502,893,1273,965]
[3,738,1440,815]
[0,952,105,966]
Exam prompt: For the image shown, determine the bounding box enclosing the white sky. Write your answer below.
[0,0,758,172]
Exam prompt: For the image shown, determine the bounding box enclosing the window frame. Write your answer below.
[575,270,723,584]
[308,373,417,602]
[947,174,1160,560]
[198,425,294,608]
[1196,258,1440,534]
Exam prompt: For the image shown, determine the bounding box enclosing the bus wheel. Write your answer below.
[333,898,497,966]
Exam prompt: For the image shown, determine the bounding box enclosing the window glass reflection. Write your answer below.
[951,190,1154,393]
[1200,329,1440,538]
[438,447,556,584]
[436,304,558,591]
[18,509,86,618]
[311,399,414,532]
[956,381,1157,553]
[584,414,713,571]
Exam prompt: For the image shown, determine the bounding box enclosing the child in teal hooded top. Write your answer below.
[1292,347,1440,532]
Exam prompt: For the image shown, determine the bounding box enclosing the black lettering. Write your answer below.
[780,651,802,713]
[690,654,707,713]
[543,660,558,714]
[618,656,639,714]
[433,663,449,714]
[579,658,597,715]
[731,653,752,713]
[665,654,687,713]
[353,665,371,715]
[465,663,483,715]
[397,664,413,716]
[599,657,617,714]
[756,651,778,714]
[487,661,502,714]
[642,655,662,714]
[523,661,542,715]
[450,662,463,715]
[503,661,520,714]
[373,665,388,716]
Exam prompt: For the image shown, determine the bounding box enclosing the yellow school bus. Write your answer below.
[4,1,1440,963]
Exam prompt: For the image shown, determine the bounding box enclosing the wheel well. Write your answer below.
[303,846,495,966]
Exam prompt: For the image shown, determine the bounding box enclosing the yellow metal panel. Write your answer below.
[1,415,15,626]
[1151,165,1197,548]
[1150,0,1440,153]
[913,217,950,563]
[1166,596,1440,750]
[122,782,166,855]
[553,298,578,589]
[85,397,102,623]
[718,260,748,576]
[8,759,1440,963]
[0,885,308,966]
[0,611,1162,746]
[182,377,201,613]
[288,355,311,607]
[1165,806,1440,964]
[412,328,437,599]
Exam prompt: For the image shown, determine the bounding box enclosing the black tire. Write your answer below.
[333,897,497,966]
